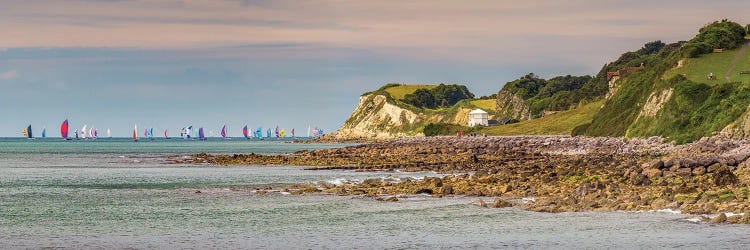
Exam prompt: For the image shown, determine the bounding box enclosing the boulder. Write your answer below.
[711,213,727,223]
[676,168,693,178]
[643,168,662,178]
[492,198,513,208]
[707,163,722,173]
[692,167,706,176]
[471,199,488,207]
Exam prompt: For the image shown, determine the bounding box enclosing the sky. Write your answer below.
[1,0,748,137]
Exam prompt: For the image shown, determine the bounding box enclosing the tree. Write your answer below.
[404,89,436,109]
[638,40,666,55]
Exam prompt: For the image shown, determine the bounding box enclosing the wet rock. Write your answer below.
[726,215,743,224]
[492,198,513,208]
[385,196,399,202]
[711,213,727,223]
[471,199,487,207]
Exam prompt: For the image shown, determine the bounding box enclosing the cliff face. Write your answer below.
[334,90,481,139]
[495,89,531,121]
[335,94,423,139]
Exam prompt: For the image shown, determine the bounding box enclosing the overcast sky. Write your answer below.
[1,0,748,137]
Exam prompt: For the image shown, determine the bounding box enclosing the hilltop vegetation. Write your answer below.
[579,19,750,143]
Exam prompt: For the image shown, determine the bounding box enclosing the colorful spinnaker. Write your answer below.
[164,129,169,139]
[41,127,46,138]
[242,125,249,139]
[22,125,32,138]
[275,126,279,138]
[255,127,263,138]
[266,128,272,138]
[220,124,228,138]
[198,127,206,140]
[61,120,69,140]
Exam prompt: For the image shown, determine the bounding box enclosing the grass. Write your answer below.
[469,99,496,112]
[384,85,437,100]
[479,100,603,135]
[662,39,750,85]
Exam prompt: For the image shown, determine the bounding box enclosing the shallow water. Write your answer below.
[1,138,749,249]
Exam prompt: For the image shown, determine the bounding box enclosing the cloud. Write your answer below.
[0,69,17,80]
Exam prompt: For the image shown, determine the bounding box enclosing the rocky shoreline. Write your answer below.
[180,136,750,224]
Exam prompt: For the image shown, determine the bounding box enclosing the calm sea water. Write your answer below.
[1,138,749,249]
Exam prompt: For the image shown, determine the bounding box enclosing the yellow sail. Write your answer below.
[22,128,28,137]
[280,129,285,138]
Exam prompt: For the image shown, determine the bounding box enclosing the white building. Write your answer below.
[468,109,489,127]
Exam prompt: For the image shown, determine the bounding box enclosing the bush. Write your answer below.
[423,123,476,136]
[403,84,474,109]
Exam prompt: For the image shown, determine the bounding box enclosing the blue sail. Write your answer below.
[266,128,272,138]
[42,127,46,138]
[255,127,262,138]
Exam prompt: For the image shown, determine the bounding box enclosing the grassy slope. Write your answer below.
[662,39,750,85]
[479,100,603,135]
[469,99,496,111]
[384,85,437,100]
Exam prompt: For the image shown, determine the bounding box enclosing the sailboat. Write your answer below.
[107,128,112,138]
[242,125,250,140]
[41,127,46,138]
[266,128,272,138]
[147,128,154,140]
[279,129,285,138]
[22,125,33,138]
[89,127,96,140]
[81,125,88,139]
[133,124,139,142]
[61,119,70,140]
[75,129,79,140]
[185,126,193,139]
[255,127,263,140]
[198,127,206,141]
[291,128,295,138]
[220,124,231,140]
[164,129,170,139]
[274,126,279,138]
[307,126,311,137]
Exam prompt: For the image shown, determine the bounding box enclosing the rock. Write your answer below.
[713,166,739,186]
[195,190,202,194]
[499,184,512,194]
[740,214,750,224]
[471,199,488,207]
[727,215,743,224]
[492,198,513,208]
[692,167,706,176]
[385,196,399,202]
[707,163,722,173]
[440,185,453,195]
[676,168,693,178]
[711,213,727,223]
[643,168,662,178]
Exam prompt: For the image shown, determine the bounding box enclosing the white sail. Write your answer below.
[307,125,311,137]
[81,125,88,139]
[107,128,111,138]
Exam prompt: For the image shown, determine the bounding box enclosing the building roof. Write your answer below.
[469,109,488,114]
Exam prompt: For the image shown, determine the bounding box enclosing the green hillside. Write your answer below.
[662,38,750,85]
[579,20,750,143]
[480,100,603,135]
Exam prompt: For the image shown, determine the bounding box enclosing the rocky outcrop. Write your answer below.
[334,94,427,139]
[495,89,531,120]
[720,105,750,139]
[637,88,673,120]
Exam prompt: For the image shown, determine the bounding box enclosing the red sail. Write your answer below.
[60,119,69,139]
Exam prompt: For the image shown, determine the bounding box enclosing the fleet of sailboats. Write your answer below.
[23,119,325,141]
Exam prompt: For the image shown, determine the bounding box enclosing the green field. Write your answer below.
[469,99,496,111]
[479,100,603,135]
[384,85,437,100]
[663,39,750,85]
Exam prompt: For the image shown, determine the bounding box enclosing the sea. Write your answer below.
[1,137,749,249]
